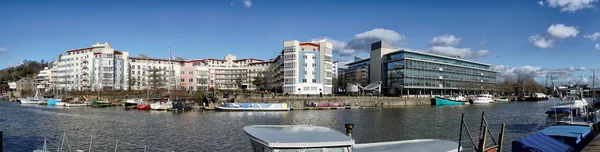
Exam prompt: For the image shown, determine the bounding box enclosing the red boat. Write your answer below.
[137,104,150,110]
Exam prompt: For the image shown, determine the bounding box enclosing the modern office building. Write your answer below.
[344,41,497,96]
[274,40,334,95]
[343,57,370,87]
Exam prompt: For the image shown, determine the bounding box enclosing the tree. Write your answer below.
[252,72,266,90]
[193,90,206,105]
[235,76,243,90]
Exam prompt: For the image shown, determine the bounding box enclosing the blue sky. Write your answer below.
[1,0,599,84]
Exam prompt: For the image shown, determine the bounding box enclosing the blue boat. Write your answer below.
[46,99,62,105]
[513,125,593,152]
[216,103,290,111]
[434,97,467,106]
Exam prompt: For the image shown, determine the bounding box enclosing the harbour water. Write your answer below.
[0,99,570,151]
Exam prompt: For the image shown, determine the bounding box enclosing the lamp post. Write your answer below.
[401,85,404,98]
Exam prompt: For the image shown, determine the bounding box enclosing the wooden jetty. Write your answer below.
[583,135,600,151]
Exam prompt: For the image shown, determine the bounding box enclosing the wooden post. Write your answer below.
[479,126,487,152]
[458,113,464,152]
[345,123,354,138]
[498,123,505,152]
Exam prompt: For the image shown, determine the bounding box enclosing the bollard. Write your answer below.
[345,123,354,138]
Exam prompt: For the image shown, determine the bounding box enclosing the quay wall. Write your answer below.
[216,97,432,107]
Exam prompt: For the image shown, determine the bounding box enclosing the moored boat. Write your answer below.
[91,101,110,106]
[171,100,194,111]
[125,98,143,107]
[216,103,290,111]
[20,98,42,104]
[65,102,88,107]
[494,98,509,102]
[472,94,494,104]
[137,104,150,110]
[150,101,172,110]
[55,102,67,106]
[46,99,62,105]
[434,97,468,106]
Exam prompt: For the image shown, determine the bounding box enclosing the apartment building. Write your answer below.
[127,55,181,91]
[49,42,130,91]
[274,40,334,95]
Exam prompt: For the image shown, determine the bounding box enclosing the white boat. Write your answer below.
[55,102,67,106]
[244,125,461,152]
[472,94,494,104]
[20,98,42,104]
[150,101,172,110]
[216,103,290,111]
[65,103,88,107]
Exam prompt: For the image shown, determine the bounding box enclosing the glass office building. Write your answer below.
[382,50,497,96]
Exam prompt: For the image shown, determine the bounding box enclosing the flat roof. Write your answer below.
[244,125,354,148]
[392,49,492,66]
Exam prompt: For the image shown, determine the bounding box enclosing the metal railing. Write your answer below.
[458,111,505,152]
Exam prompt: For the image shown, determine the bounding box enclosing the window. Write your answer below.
[181,79,184,82]
[181,71,185,74]
[313,56,316,59]
[313,48,316,51]
[189,71,193,74]
[304,63,307,67]
[189,78,193,82]
[312,79,316,83]
[304,55,307,59]
[132,60,136,62]
[312,63,316,67]
[303,79,307,82]
[304,71,307,75]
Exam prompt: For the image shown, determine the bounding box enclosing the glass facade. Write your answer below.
[383,51,497,96]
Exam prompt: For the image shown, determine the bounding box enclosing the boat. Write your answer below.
[523,93,549,101]
[216,103,290,111]
[150,100,173,110]
[46,99,62,105]
[137,104,150,110]
[91,101,110,106]
[513,125,594,152]
[20,97,43,104]
[472,94,494,104]
[244,125,461,152]
[434,96,468,106]
[125,98,144,107]
[494,98,509,102]
[55,102,67,106]
[65,102,88,107]
[171,100,194,111]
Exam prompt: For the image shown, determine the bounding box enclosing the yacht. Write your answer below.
[472,94,494,104]
[150,99,173,110]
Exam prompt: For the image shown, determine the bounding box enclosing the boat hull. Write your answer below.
[216,103,290,111]
[434,98,466,106]
[495,99,509,102]
[65,103,87,107]
[91,101,110,105]
[55,102,67,106]
[137,104,150,110]
[46,99,62,105]
[20,99,39,104]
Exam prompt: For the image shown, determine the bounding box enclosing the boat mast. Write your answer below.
[168,48,173,96]
[146,56,150,100]
[593,69,596,99]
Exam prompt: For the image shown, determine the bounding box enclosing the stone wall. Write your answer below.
[216,97,432,108]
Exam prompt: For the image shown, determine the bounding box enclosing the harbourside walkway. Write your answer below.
[583,134,600,151]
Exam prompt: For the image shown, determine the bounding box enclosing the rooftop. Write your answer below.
[243,125,354,148]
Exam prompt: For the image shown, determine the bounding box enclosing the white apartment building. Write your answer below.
[278,40,334,95]
[332,60,339,80]
[50,42,130,91]
[36,67,51,92]
[184,54,271,91]
[127,55,181,91]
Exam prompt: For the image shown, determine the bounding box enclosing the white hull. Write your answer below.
[150,103,172,110]
[20,100,40,104]
[472,99,494,104]
[55,102,67,106]
[65,103,88,107]
[215,106,290,111]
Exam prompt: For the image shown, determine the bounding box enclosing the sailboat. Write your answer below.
[20,87,45,104]
[150,48,174,110]
[92,55,110,106]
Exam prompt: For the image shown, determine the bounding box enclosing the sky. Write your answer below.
[1,0,599,85]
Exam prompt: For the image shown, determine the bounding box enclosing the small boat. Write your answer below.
[472,94,494,104]
[20,98,42,104]
[150,101,172,110]
[494,98,509,102]
[171,100,194,111]
[216,103,290,111]
[55,102,67,106]
[524,93,549,101]
[244,125,461,152]
[137,104,150,110]
[46,99,62,105]
[91,101,110,106]
[434,97,468,106]
[65,103,88,107]
[125,98,144,107]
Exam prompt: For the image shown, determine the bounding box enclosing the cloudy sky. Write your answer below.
[1,0,599,84]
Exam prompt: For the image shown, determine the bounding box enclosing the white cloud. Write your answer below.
[428,34,461,47]
[529,35,555,48]
[243,0,252,8]
[584,32,600,40]
[480,40,487,46]
[538,1,545,6]
[596,43,600,50]
[427,46,489,59]
[312,28,405,56]
[547,24,579,39]
[545,0,598,12]
[0,47,7,53]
